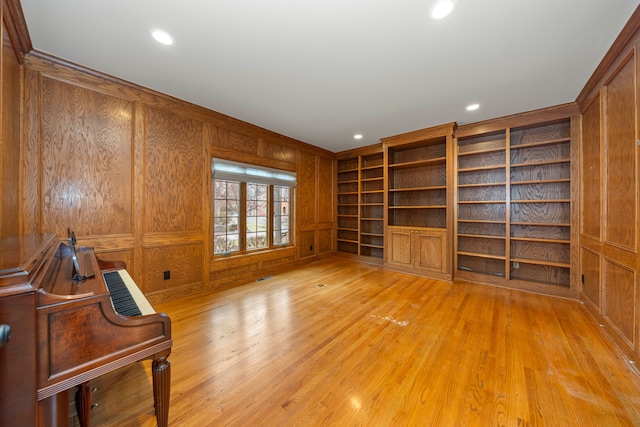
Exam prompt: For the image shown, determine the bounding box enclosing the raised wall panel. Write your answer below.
[604,259,636,346]
[1,25,21,236]
[143,244,203,294]
[581,247,601,308]
[317,156,334,224]
[318,228,333,255]
[297,152,316,226]
[604,57,636,251]
[212,126,259,155]
[299,230,315,258]
[581,97,601,239]
[41,78,133,237]
[145,107,204,233]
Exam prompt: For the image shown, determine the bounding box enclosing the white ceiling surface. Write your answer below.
[20,0,640,153]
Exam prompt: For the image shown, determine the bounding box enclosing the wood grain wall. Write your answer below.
[0,10,22,236]
[577,7,640,363]
[20,51,335,304]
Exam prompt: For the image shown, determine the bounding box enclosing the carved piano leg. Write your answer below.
[152,355,171,427]
[75,382,91,427]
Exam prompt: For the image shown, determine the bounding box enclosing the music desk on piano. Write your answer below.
[0,234,172,427]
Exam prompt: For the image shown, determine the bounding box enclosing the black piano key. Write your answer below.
[102,271,142,316]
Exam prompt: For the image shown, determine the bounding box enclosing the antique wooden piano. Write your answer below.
[0,233,172,426]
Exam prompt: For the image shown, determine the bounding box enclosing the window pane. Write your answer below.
[213,179,241,255]
[246,183,268,250]
[273,185,291,245]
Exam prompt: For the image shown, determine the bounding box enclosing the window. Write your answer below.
[212,159,296,256]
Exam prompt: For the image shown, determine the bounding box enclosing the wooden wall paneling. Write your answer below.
[21,68,38,233]
[297,152,317,258]
[298,230,315,258]
[603,259,636,348]
[317,227,333,255]
[40,77,133,237]
[581,247,601,308]
[143,243,203,295]
[212,125,259,156]
[317,155,334,224]
[260,135,297,165]
[603,54,636,251]
[1,24,21,236]
[580,96,602,240]
[144,106,204,233]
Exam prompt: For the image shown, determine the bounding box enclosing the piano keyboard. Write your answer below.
[103,270,156,316]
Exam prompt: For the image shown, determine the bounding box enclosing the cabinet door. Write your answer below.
[388,228,412,267]
[0,293,37,426]
[413,230,446,274]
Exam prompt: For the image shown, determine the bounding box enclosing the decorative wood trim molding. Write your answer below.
[2,0,33,62]
[576,4,640,105]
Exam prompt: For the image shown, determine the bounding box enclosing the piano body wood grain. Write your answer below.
[0,234,172,427]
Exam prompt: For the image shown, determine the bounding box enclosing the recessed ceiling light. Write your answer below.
[466,103,480,111]
[151,29,174,45]
[354,134,363,140]
[429,0,457,20]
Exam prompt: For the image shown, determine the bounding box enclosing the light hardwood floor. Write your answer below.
[82,256,640,426]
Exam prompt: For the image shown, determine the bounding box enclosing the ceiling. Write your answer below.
[20,0,640,153]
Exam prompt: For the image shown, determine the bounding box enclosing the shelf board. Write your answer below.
[458,219,507,224]
[360,232,384,237]
[389,185,446,192]
[510,137,570,150]
[457,251,506,260]
[360,243,384,249]
[360,177,383,182]
[337,227,358,232]
[511,178,570,185]
[337,191,358,195]
[338,168,358,173]
[510,221,570,227]
[388,205,446,209]
[337,204,358,207]
[338,179,358,184]
[510,237,569,244]
[457,146,506,157]
[458,233,506,240]
[511,199,570,204]
[458,200,506,204]
[458,182,506,188]
[458,164,506,173]
[361,165,383,171]
[389,157,446,169]
[511,258,570,268]
[511,159,570,168]
[337,214,358,218]
[361,217,383,221]
[360,203,383,207]
[337,238,358,244]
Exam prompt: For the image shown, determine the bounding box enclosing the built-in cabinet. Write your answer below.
[455,110,577,296]
[336,145,384,263]
[382,123,455,280]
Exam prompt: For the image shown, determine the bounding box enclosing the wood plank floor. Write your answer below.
[83,256,640,426]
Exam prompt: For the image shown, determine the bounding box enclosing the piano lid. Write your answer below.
[0,233,60,298]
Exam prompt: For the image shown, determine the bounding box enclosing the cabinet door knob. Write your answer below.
[0,324,10,347]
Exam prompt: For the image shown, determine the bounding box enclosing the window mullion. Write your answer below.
[240,182,247,254]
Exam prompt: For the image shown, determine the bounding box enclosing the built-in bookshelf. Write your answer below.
[382,123,455,280]
[359,153,384,259]
[336,147,385,262]
[456,116,573,291]
[337,157,359,255]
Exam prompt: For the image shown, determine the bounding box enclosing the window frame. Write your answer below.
[212,159,295,257]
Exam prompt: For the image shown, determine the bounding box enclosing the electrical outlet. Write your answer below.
[163,270,170,280]
[512,262,519,269]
